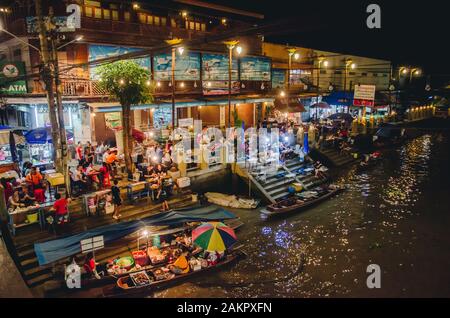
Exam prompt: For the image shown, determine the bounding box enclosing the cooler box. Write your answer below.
[176,177,190,188]
[132,250,150,267]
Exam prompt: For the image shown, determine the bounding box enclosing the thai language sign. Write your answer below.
[239,56,271,81]
[153,52,200,81]
[353,84,376,107]
[0,61,27,94]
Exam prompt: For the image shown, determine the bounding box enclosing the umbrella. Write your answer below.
[192,222,237,252]
[328,112,354,122]
[310,102,331,109]
[132,128,145,143]
[25,127,74,144]
[303,132,309,154]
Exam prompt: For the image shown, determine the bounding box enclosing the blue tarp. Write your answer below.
[323,91,353,106]
[34,205,236,266]
[25,127,74,144]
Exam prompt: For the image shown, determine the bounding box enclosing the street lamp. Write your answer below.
[343,58,355,113]
[315,55,328,120]
[165,38,183,130]
[409,68,421,83]
[0,24,41,53]
[223,40,241,128]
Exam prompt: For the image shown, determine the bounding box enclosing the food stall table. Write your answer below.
[83,189,112,216]
[7,202,53,236]
[127,181,149,203]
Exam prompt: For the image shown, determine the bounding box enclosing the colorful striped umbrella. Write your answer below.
[192,222,237,252]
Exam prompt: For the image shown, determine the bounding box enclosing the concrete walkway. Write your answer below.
[0,238,33,298]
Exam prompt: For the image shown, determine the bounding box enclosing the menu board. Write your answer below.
[202,53,238,81]
[239,56,271,81]
[153,52,200,81]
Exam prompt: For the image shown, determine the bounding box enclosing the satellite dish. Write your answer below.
[328,85,334,92]
[425,84,431,91]
[389,84,395,91]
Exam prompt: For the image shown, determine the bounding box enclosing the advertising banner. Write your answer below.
[353,84,376,107]
[239,56,271,81]
[104,112,122,130]
[153,52,200,81]
[88,45,150,79]
[0,61,27,94]
[272,69,286,89]
[202,53,238,81]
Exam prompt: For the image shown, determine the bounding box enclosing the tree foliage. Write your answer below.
[96,60,154,174]
[96,60,154,106]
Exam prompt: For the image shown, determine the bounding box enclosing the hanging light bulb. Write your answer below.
[236,46,242,55]
[178,46,184,55]
[156,81,161,87]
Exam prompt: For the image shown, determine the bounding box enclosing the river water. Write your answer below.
[154,131,450,298]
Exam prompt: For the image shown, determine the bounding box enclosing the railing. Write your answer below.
[61,78,107,96]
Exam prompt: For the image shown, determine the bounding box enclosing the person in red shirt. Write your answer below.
[83,252,103,279]
[53,193,71,225]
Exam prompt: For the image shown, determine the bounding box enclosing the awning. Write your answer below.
[4,97,80,105]
[88,96,275,113]
[34,205,236,265]
[274,97,306,112]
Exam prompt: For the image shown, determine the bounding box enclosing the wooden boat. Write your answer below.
[106,249,246,296]
[260,185,345,217]
[79,219,244,289]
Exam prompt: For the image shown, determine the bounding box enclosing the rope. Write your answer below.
[193,253,306,288]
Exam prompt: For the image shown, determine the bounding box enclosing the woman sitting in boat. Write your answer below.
[83,252,104,279]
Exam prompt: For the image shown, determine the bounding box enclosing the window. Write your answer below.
[147,15,153,24]
[334,70,342,74]
[124,12,131,22]
[320,70,326,74]
[154,16,160,25]
[103,9,110,19]
[85,6,93,17]
[201,23,206,31]
[94,7,102,18]
[139,13,146,23]
[373,73,378,77]
[195,22,200,31]
[189,21,195,30]
[171,18,177,27]
[161,17,166,26]
[349,72,356,75]
[361,72,367,76]
[112,10,118,20]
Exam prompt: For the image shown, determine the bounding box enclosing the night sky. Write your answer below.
[209,0,450,86]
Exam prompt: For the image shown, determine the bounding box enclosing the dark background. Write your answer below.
[209,0,450,87]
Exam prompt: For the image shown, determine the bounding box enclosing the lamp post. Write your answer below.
[165,38,183,130]
[343,58,356,113]
[316,56,328,120]
[223,40,241,128]
[286,48,299,114]
[409,68,421,83]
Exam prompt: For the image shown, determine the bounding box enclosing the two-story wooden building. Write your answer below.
[1,0,278,146]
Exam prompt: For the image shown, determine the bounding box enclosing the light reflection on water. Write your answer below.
[154,133,450,298]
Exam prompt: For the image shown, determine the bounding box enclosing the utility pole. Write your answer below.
[35,0,62,172]
[48,6,70,193]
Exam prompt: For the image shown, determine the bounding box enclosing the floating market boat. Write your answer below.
[106,249,246,296]
[260,184,345,217]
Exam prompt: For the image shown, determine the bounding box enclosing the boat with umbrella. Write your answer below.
[111,222,245,295]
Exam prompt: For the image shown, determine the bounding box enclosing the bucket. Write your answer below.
[27,212,38,223]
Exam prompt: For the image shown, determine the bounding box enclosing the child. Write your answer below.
[111,179,122,220]
[53,193,71,225]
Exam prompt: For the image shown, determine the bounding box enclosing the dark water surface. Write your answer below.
[155,132,450,298]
